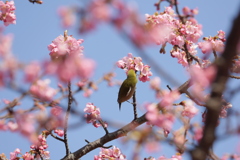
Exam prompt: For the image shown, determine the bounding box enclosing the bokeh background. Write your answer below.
[1,0,240,159]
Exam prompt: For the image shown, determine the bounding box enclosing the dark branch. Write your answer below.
[190,8,240,160]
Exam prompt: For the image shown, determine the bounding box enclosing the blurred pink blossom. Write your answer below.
[30,79,57,101]
[24,61,41,82]
[181,100,199,118]
[150,77,161,90]
[9,148,20,160]
[54,129,64,137]
[58,6,76,28]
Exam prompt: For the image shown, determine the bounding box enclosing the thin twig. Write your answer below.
[49,131,65,142]
[98,119,109,134]
[63,81,72,155]
[173,0,184,23]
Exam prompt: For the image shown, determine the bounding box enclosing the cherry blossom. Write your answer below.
[24,61,41,83]
[58,6,76,28]
[84,103,107,128]
[117,53,152,82]
[54,129,64,137]
[181,100,199,118]
[0,1,16,26]
[94,146,126,160]
[30,79,57,101]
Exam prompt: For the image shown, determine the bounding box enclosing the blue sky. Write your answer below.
[1,0,240,159]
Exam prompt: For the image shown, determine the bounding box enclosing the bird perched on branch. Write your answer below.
[117,69,138,110]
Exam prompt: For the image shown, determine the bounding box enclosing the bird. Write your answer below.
[117,69,138,110]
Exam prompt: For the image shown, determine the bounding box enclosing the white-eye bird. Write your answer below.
[117,69,138,110]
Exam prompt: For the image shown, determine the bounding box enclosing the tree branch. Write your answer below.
[190,8,240,160]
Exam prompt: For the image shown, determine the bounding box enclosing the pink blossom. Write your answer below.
[117,53,152,82]
[160,90,180,108]
[198,41,212,54]
[150,77,161,90]
[84,102,96,113]
[48,35,84,59]
[24,61,41,82]
[189,65,216,101]
[58,6,76,28]
[134,57,144,71]
[83,88,93,97]
[51,106,63,116]
[149,24,173,45]
[169,33,184,46]
[171,50,188,67]
[0,29,13,57]
[145,103,175,131]
[139,65,152,82]
[84,103,102,127]
[212,39,224,53]
[45,54,95,82]
[193,127,203,142]
[184,21,202,43]
[10,148,20,160]
[116,59,126,69]
[191,8,199,15]
[217,30,225,39]
[88,0,111,22]
[7,121,18,131]
[182,7,190,15]
[54,129,64,137]
[0,1,16,26]
[14,111,36,140]
[95,146,126,160]
[42,151,50,159]
[181,100,199,118]
[22,152,34,160]
[0,120,7,130]
[145,141,160,153]
[30,79,57,101]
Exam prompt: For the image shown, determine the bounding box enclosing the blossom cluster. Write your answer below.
[9,133,50,160]
[145,7,225,67]
[30,79,57,101]
[84,103,107,128]
[145,103,175,133]
[58,6,76,28]
[117,53,152,82]
[94,146,126,160]
[0,1,16,26]
[180,100,198,118]
[198,30,225,54]
[47,34,95,82]
[30,133,50,159]
[189,65,216,101]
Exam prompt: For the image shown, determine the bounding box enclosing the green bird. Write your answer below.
[117,69,138,110]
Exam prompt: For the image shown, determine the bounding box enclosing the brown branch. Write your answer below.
[63,81,73,156]
[49,131,65,143]
[190,8,240,160]
[60,79,193,160]
[229,75,240,79]
[60,114,147,160]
